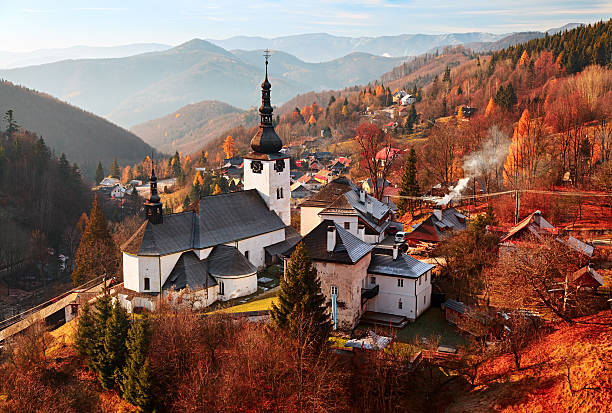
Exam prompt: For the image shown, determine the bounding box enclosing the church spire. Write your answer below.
[144,158,163,224]
[250,49,283,154]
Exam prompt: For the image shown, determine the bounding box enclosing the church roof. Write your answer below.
[197,189,286,248]
[121,190,285,256]
[163,251,217,290]
[207,245,257,277]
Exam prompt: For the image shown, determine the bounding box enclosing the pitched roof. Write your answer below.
[284,220,373,264]
[300,176,356,207]
[368,253,435,278]
[406,208,466,243]
[207,244,257,277]
[570,266,603,285]
[499,210,556,243]
[163,251,217,290]
[197,189,286,248]
[443,299,468,314]
[121,212,198,256]
[264,226,302,257]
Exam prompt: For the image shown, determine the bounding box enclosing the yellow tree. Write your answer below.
[193,170,204,187]
[308,114,316,125]
[212,184,222,195]
[484,97,496,117]
[222,136,236,159]
[503,109,545,188]
[518,50,530,67]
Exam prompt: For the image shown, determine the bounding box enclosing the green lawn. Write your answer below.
[218,293,278,314]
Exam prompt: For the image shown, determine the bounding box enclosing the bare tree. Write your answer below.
[354,122,397,200]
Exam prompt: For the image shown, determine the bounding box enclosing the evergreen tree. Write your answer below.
[4,109,19,136]
[98,302,129,390]
[397,148,420,216]
[120,317,152,410]
[110,156,120,179]
[182,194,191,210]
[75,302,95,358]
[95,161,105,184]
[270,243,331,350]
[72,196,118,285]
[89,294,113,372]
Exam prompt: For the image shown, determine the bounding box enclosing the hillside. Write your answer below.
[0,81,154,177]
[0,39,407,127]
[130,101,253,155]
[447,311,612,413]
[210,32,505,62]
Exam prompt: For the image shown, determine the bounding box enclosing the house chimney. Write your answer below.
[359,188,366,203]
[358,224,365,240]
[533,210,541,226]
[366,199,373,216]
[392,243,399,260]
[433,207,442,221]
[327,225,336,252]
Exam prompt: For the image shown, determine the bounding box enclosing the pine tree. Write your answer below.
[89,294,113,372]
[97,302,129,390]
[110,156,120,179]
[182,194,191,210]
[95,161,105,184]
[72,196,118,285]
[4,109,19,136]
[75,302,95,358]
[397,148,419,216]
[120,317,152,410]
[270,243,331,350]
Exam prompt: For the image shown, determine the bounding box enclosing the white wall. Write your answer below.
[215,273,258,301]
[226,228,285,268]
[244,157,291,226]
[300,206,324,236]
[365,269,432,320]
[319,214,359,236]
[123,253,140,291]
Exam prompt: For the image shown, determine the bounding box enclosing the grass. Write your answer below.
[218,293,278,314]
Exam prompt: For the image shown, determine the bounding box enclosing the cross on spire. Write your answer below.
[263,49,271,78]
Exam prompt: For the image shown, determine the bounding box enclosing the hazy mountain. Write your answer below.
[0,81,154,178]
[546,23,583,34]
[0,39,406,127]
[209,32,505,62]
[0,43,171,69]
[130,100,253,155]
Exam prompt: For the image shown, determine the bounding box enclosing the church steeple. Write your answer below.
[144,159,163,224]
[250,50,283,154]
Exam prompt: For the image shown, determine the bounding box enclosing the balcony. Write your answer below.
[361,284,379,305]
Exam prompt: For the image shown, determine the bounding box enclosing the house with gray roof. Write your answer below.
[300,176,392,244]
[119,65,295,312]
[284,219,434,330]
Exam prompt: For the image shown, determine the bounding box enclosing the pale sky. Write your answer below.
[1,0,610,52]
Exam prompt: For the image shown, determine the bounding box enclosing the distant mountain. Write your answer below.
[209,32,505,62]
[0,39,406,127]
[463,32,545,53]
[130,100,253,155]
[546,23,583,34]
[0,81,154,178]
[0,43,171,69]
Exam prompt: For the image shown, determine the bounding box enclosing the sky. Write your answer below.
[1,0,610,52]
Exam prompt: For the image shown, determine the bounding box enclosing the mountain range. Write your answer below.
[0,39,406,128]
[0,43,171,69]
[0,81,154,178]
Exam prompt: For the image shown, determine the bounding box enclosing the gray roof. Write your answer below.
[368,253,435,278]
[163,251,217,290]
[344,190,389,221]
[443,299,468,314]
[264,226,302,257]
[122,212,198,256]
[207,245,257,277]
[198,190,286,248]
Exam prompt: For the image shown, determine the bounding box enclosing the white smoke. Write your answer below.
[437,177,470,205]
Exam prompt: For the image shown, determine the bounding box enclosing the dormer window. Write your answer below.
[251,160,263,174]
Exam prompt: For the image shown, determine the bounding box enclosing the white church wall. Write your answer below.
[216,273,257,301]
[300,206,324,235]
[138,256,160,292]
[123,253,140,291]
[226,228,285,268]
[159,252,184,287]
[244,158,291,226]
[195,248,212,260]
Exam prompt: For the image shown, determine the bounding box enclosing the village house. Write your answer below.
[405,207,467,246]
[362,177,392,195]
[300,176,392,243]
[285,220,434,330]
[392,90,407,103]
[290,181,312,200]
[99,176,121,187]
[400,94,416,106]
[118,64,293,312]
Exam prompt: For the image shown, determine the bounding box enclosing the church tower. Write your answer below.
[243,51,291,226]
[144,162,163,224]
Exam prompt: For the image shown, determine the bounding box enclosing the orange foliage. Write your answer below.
[518,50,530,66]
[222,135,236,159]
[484,97,496,117]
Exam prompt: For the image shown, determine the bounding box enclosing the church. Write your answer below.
[118,59,297,311]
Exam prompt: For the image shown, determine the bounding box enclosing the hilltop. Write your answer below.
[0,39,407,127]
[0,81,154,177]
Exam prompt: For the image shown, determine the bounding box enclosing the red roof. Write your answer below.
[375,147,400,160]
[383,186,400,197]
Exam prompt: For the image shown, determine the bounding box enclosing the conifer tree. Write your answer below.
[182,194,191,210]
[89,294,113,372]
[120,317,152,410]
[270,243,331,350]
[110,156,120,179]
[95,161,105,184]
[72,196,118,285]
[397,148,419,216]
[98,302,129,390]
[75,302,95,358]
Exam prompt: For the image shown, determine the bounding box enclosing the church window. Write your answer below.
[277,187,284,199]
[274,159,285,172]
[251,160,263,174]
[397,278,403,288]
[219,281,225,295]
[144,277,150,290]
[398,299,403,309]
[244,250,249,260]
